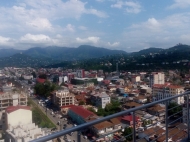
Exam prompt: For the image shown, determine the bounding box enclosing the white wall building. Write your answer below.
[131,75,141,84]
[152,84,184,104]
[76,69,85,78]
[23,75,33,80]
[5,106,52,142]
[59,76,68,85]
[0,92,27,130]
[91,92,110,109]
[150,72,165,87]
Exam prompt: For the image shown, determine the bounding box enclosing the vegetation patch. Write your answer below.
[28,98,55,128]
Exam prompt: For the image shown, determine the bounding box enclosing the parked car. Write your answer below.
[83,135,87,139]
[51,127,57,131]
[69,132,73,136]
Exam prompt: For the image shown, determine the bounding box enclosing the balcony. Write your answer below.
[30,92,190,142]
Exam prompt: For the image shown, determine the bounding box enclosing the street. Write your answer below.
[30,96,88,142]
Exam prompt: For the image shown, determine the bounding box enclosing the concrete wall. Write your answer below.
[7,109,32,128]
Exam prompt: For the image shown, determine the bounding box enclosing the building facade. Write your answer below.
[76,69,85,78]
[52,89,75,107]
[152,84,184,104]
[149,72,165,88]
[0,92,27,130]
[91,92,110,109]
[5,106,52,142]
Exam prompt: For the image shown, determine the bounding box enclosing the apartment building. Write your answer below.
[131,75,141,84]
[52,89,75,107]
[5,106,52,142]
[149,72,165,88]
[0,92,27,111]
[0,92,27,130]
[76,69,85,78]
[90,92,110,109]
[152,84,184,104]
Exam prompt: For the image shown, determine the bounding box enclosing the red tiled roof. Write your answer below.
[6,106,31,113]
[121,115,139,122]
[36,78,46,83]
[61,105,75,108]
[69,106,96,119]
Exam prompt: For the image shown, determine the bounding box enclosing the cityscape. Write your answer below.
[1,0,190,142]
[0,67,189,142]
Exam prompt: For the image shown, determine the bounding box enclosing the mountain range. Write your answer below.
[0,44,190,69]
[0,45,126,60]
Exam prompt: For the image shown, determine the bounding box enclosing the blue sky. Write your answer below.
[0,0,190,52]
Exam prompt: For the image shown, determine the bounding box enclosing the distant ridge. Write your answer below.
[0,45,127,60]
[1,44,190,68]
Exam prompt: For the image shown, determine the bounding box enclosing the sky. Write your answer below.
[1,0,190,52]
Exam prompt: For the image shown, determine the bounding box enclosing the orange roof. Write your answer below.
[153,84,183,89]
[93,121,113,130]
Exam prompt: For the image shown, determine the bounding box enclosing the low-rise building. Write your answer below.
[52,89,75,107]
[152,84,184,104]
[134,95,147,104]
[67,105,121,136]
[121,115,142,128]
[147,104,165,121]
[90,92,110,109]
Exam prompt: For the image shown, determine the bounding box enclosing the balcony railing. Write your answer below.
[30,91,190,142]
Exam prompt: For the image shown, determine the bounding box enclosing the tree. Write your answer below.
[39,74,47,79]
[87,107,96,113]
[122,127,133,141]
[168,102,182,117]
[34,81,57,98]
[79,101,85,105]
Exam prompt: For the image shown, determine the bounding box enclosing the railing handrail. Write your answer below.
[30,91,190,142]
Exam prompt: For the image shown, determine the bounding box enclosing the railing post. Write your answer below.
[165,101,168,142]
[132,111,136,142]
[187,94,190,140]
[77,131,81,142]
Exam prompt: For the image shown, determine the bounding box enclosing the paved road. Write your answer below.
[30,96,87,142]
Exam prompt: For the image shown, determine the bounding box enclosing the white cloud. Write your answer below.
[0,36,12,45]
[107,42,120,47]
[20,33,51,42]
[76,36,100,43]
[168,0,190,9]
[111,1,123,8]
[26,18,52,30]
[64,24,75,32]
[111,0,142,14]
[85,9,108,18]
[96,0,105,2]
[123,12,190,49]
[56,34,62,39]
[78,26,87,30]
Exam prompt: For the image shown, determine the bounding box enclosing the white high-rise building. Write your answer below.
[149,72,165,87]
